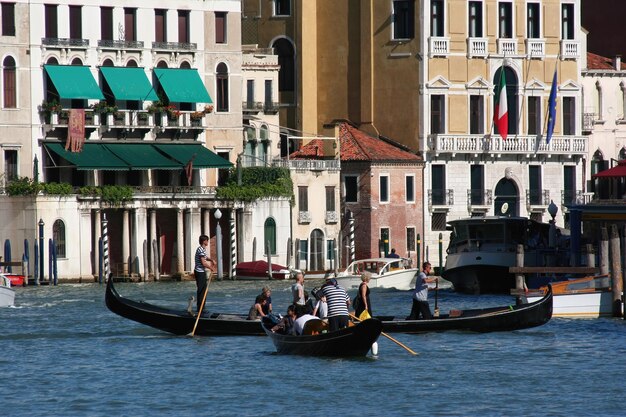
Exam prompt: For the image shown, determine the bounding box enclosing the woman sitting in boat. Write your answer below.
[247,294,268,320]
[270,304,297,335]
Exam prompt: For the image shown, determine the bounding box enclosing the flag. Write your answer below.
[493,67,508,140]
[66,109,85,152]
[184,154,196,186]
[546,70,558,144]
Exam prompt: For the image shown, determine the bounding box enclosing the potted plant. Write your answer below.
[40,100,62,123]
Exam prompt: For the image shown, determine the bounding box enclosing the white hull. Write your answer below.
[525,291,615,318]
[336,269,418,290]
[0,285,15,307]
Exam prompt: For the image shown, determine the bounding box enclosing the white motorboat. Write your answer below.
[0,274,15,307]
[335,258,418,290]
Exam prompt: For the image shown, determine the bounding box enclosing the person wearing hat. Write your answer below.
[320,276,350,332]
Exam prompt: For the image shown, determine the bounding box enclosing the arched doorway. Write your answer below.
[494,178,519,216]
[309,229,324,271]
[493,66,519,136]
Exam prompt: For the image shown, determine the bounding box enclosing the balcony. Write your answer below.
[298,211,312,224]
[273,159,341,172]
[325,211,338,224]
[264,102,280,114]
[429,37,449,57]
[428,189,454,212]
[526,189,550,212]
[42,37,89,48]
[97,39,144,50]
[428,134,587,157]
[467,189,492,214]
[525,39,545,58]
[561,190,592,207]
[497,38,517,55]
[152,41,197,52]
[467,38,488,58]
[242,101,263,114]
[560,40,579,59]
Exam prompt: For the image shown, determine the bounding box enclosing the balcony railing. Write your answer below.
[298,211,312,224]
[273,159,341,171]
[561,190,592,206]
[429,37,449,57]
[325,211,338,224]
[42,37,89,48]
[152,41,197,51]
[264,102,280,114]
[560,40,579,59]
[428,134,587,156]
[526,189,550,211]
[525,39,545,58]
[428,189,454,211]
[98,39,144,49]
[497,38,517,55]
[467,38,488,58]
[467,189,493,211]
[242,101,263,113]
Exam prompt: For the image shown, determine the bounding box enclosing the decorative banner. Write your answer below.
[66,109,85,152]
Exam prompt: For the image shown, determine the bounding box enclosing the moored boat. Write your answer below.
[262,317,382,356]
[336,258,418,290]
[0,274,15,307]
[378,285,552,333]
[0,273,24,286]
[105,278,265,336]
[234,260,292,280]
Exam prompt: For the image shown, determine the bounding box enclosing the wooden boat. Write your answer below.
[262,317,382,356]
[0,274,15,307]
[0,273,24,286]
[521,275,618,318]
[235,260,292,280]
[378,285,552,333]
[336,258,418,290]
[105,278,265,336]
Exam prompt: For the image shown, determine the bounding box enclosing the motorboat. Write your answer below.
[443,216,570,294]
[335,258,418,290]
[234,260,292,280]
[0,274,15,307]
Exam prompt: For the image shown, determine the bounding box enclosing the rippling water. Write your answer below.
[1,279,625,417]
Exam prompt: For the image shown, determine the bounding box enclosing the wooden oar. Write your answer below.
[191,271,213,337]
[434,277,440,317]
[349,313,418,356]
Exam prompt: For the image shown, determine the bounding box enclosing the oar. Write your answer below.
[349,313,418,356]
[434,277,440,317]
[191,271,213,337]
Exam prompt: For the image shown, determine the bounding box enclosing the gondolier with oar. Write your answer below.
[194,235,216,315]
[407,262,438,320]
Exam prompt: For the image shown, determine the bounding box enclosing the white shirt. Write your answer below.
[294,314,317,335]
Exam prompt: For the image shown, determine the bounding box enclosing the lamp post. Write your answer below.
[548,200,559,248]
[214,209,223,280]
[38,218,44,282]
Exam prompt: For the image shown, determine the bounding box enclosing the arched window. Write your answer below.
[494,178,519,217]
[180,61,191,69]
[309,229,324,271]
[272,38,295,92]
[620,147,626,161]
[3,56,16,108]
[216,62,229,112]
[71,57,83,66]
[126,59,138,67]
[493,66,518,136]
[102,59,114,67]
[53,219,66,258]
[595,80,603,120]
[264,218,276,255]
[260,124,269,140]
[156,60,168,68]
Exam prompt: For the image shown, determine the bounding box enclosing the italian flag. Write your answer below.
[494,69,508,140]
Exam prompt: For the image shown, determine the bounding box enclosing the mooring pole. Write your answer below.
[609,224,623,317]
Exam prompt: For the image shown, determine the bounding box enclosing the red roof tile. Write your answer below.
[290,123,421,162]
[587,52,626,70]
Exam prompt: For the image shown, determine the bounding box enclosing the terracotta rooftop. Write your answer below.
[290,123,421,163]
[587,52,626,70]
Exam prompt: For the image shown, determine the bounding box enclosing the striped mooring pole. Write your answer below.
[348,211,355,263]
[229,210,236,280]
[102,214,110,282]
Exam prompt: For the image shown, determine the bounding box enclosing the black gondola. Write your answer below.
[378,285,553,333]
[261,318,383,357]
[105,277,265,336]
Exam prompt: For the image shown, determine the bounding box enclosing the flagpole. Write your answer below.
[542,56,560,139]
[490,55,505,137]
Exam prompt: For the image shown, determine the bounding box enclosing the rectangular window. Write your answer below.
[405,175,415,202]
[124,8,136,42]
[101,7,113,40]
[528,96,541,135]
[432,213,447,231]
[155,9,167,42]
[4,149,17,180]
[215,12,226,44]
[178,10,189,43]
[264,80,272,107]
[564,166,576,204]
[431,95,445,134]
[246,80,254,107]
[406,227,416,252]
[470,164,484,205]
[527,2,540,39]
[498,2,512,38]
[393,0,415,40]
[216,151,230,186]
[469,95,484,134]
[1,2,16,36]
[529,165,542,205]
[344,175,358,203]
[274,0,291,16]
[326,239,335,261]
[45,4,58,38]
[431,0,444,37]
[563,97,575,135]
[299,239,308,261]
[326,186,336,211]
[380,175,389,203]
[468,1,482,38]
[298,186,308,211]
[69,5,81,39]
[431,165,445,205]
[380,228,390,256]
[562,3,574,40]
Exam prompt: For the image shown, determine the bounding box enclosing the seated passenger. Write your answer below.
[247,294,267,320]
[271,305,297,335]
[294,311,318,335]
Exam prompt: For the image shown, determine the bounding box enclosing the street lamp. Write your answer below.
[214,209,223,280]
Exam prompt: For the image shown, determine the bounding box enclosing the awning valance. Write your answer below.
[44,65,104,100]
[153,143,232,168]
[153,68,212,103]
[100,67,159,101]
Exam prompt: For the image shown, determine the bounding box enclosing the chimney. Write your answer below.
[616,55,622,70]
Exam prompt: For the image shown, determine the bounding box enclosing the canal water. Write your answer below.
[1,279,624,417]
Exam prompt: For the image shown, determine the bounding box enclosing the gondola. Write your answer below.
[105,278,265,336]
[378,285,553,333]
[261,317,383,357]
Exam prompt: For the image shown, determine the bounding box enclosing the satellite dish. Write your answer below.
[501,202,509,214]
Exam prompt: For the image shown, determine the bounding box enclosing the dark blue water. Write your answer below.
[2,279,625,417]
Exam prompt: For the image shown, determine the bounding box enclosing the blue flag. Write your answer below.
[546,70,557,144]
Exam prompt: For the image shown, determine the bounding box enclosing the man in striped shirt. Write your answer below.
[194,235,216,315]
[320,277,351,332]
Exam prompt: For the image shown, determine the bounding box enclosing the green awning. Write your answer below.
[153,143,232,168]
[100,67,159,101]
[46,143,128,170]
[44,65,104,100]
[104,143,181,170]
[153,68,212,103]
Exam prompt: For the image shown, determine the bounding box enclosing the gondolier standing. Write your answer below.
[195,235,216,314]
[321,276,351,332]
[407,262,438,320]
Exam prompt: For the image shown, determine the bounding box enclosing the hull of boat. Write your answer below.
[336,269,418,290]
[442,263,515,294]
[0,285,15,307]
[525,290,614,318]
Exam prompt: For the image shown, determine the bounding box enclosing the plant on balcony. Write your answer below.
[146,101,165,114]
[5,177,42,196]
[40,100,62,114]
[42,182,74,196]
[90,101,118,114]
[216,167,294,203]
[78,185,134,206]
[165,104,180,120]
[203,105,214,114]
[190,111,205,121]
